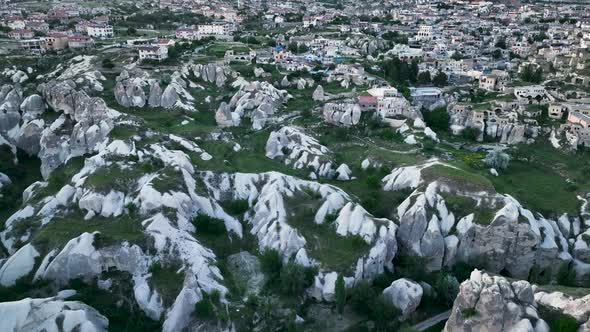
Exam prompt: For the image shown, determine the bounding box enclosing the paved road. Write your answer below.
[412,310,451,331]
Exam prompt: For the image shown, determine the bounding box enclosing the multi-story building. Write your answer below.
[8,29,34,39]
[68,35,95,49]
[45,32,69,50]
[86,24,113,38]
[19,38,46,54]
[139,46,168,62]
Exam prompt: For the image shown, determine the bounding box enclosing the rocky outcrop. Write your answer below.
[40,80,116,178]
[226,251,265,295]
[266,126,335,178]
[448,106,539,144]
[114,69,194,110]
[215,81,291,130]
[0,294,109,332]
[323,103,362,127]
[347,36,388,55]
[0,81,115,176]
[19,94,45,119]
[383,278,423,317]
[190,63,231,88]
[0,243,39,286]
[312,85,325,101]
[39,232,148,285]
[445,270,548,332]
[535,291,590,329]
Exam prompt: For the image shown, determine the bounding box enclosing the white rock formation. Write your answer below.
[383,278,423,317]
[0,296,108,332]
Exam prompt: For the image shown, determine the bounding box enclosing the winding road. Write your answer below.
[412,310,451,331]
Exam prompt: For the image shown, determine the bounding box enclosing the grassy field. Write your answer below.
[422,164,495,193]
[32,210,148,254]
[442,194,497,226]
[285,193,370,273]
[487,160,579,217]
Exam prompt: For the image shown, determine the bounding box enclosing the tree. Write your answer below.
[102,58,114,69]
[433,273,460,306]
[279,260,316,296]
[423,106,450,132]
[484,150,511,170]
[520,64,543,84]
[556,262,576,287]
[432,71,448,87]
[451,51,463,61]
[492,48,502,59]
[126,27,137,35]
[495,38,507,49]
[335,274,346,315]
[417,71,431,85]
[461,127,481,141]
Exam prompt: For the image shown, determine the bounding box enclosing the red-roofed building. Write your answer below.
[357,95,378,111]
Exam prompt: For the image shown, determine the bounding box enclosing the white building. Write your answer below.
[377,96,411,118]
[196,23,231,36]
[514,85,550,104]
[416,25,434,41]
[139,46,168,62]
[87,24,113,38]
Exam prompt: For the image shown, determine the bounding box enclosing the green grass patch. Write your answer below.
[84,163,143,193]
[32,210,148,253]
[442,194,496,226]
[0,148,42,229]
[487,160,578,217]
[422,164,495,192]
[192,214,257,259]
[148,261,184,307]
[284,193,370,273]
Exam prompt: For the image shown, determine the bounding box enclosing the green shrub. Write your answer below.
[350,280,377,315]
[461,127,481,141]
[423,107,450,132]
[462,308,477,318]
[550,313,578,332]
[192,215,226,235]
[394,255,428,281]
[433,273,459,306]
[366,175,381,189]
[556,262,577,287]
[335,274,346,314]
[260,249,283,280]
[279,260,317,296]
[224,199,250,216]
[194,292,216,321]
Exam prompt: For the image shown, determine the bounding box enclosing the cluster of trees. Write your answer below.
[520,64,544,83]
[152,37,215,64]
[120,10,210,30]
[416,70,448,87]
[287,42,309,54]
[234,35,260,45]
[382,31,409,45]
[260,249,317,297]
[381,57,419,87]
[494,38,507,49]
[423,106,450,132]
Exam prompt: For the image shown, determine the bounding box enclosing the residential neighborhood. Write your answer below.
[2,0,590,331]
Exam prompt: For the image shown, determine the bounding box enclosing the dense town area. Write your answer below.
[1,0,590,331]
